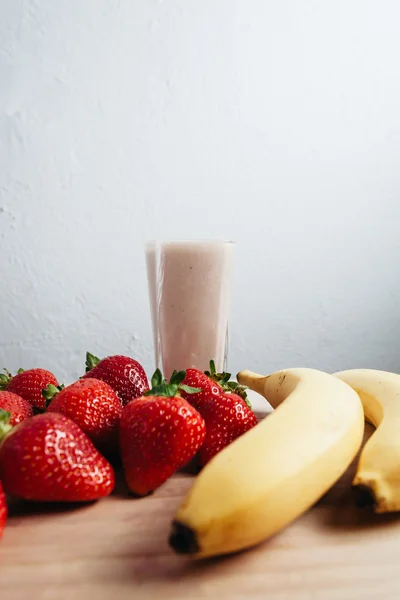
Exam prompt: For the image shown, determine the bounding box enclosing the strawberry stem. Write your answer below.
[0,409,12,442]
[85,352,101,373]
[208,360,217,377]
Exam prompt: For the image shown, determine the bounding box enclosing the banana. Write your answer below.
[334,369,400,513]
[169,368,364,558]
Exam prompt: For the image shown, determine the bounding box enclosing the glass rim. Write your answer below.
[145,239,235,246]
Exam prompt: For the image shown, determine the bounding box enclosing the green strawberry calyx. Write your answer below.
[0,368,25,391]
[0,369,12,391]
[42,383,65,408]
[0,409,13,442]
[205,360,251,407]
[85,351,101,373]
[144,369,201,398]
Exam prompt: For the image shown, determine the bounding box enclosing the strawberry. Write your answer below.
[0,391,33,426]
[82,352,149,406]
[181,360,250,408]
[46,378,122,454]
[180,369,222,409]
[0,482,6,539]
[119,370,205,496]
[0,410,115,502]
[195,391,257,466]
[0,368,61,411]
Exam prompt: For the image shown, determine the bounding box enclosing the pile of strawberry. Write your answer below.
[0,354,257,540]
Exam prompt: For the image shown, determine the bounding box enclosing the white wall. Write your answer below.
[1,0,400,385]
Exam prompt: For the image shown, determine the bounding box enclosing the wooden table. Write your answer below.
[2,416,400,600]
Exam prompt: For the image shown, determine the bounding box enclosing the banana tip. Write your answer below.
[169,520,199,555]
[353,484,376,509]
[237,369,254,384]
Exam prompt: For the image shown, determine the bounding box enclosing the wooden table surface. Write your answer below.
[2,415,400,600]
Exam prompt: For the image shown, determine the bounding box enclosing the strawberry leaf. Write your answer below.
[0,368,12,390]
[151,369,164,388]
[17,368,25,375]
[225,381,251,407]
[0,409,12,441]
[0,376,9,390]
[218,372,231,385]
[180,385,202,395]
[145,370,201,398]
[166,384,179,396]
[42,383,64,408]
[0,409,10,423]
[170,370,186,386]
[85,352,101,373]
[145,384,168,396]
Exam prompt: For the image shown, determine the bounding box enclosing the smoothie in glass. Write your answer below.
[146,240,235,379]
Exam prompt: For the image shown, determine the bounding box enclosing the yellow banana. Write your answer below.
[169,368,364,558]
[334,368,400,513]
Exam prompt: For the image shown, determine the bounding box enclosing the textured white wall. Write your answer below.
[1,0,400,386]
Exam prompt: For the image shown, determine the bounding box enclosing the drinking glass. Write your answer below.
[145,240,235,379]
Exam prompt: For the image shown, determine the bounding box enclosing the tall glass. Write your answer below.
[145,240,235,379]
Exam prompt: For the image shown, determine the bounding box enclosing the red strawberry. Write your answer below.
[0,368,61,411]
[120,370,205,496]
[0,391,33,426]
[180,369,222,409]
[181,360,250,408]
[0,482,6,539]
[181,361,255,463]
[0,411,115,502]
[82,352,149,406]
[195,391,257,466]
[46,378,122,454]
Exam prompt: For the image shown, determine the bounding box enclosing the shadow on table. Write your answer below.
[7,497,96,519]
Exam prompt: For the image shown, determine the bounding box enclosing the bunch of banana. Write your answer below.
[334,369,400,513]
[169,368,364,559]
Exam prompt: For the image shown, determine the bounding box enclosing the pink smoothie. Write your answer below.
[146,241,235,379]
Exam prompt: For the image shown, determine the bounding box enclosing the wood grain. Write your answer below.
[1,420,400,600]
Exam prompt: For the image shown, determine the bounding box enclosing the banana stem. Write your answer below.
[237,370,267,396]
